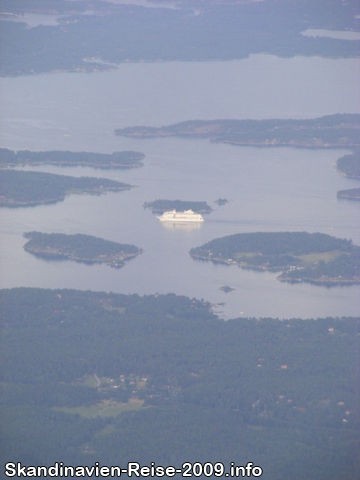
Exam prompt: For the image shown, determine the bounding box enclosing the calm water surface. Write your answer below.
[0,57,359,318]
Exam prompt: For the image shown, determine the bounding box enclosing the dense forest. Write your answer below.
[0,288,358,479]
[1,0,359,76]
[0,148,145,169]
[190,232,360,285]
[337,152,360,179]
[0,170,132,207]
[191,231,353,258]
[23,232,142,269]
[144,199,212,214]
[116,114,360,149]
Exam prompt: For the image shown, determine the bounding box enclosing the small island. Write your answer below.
[219,285,235,293]
[144,199,212,214]
[0,170,132,207]
[23,232,142,268]
[190,231,360,286]
[337,188,360,201]
[0,148,145,169]
[115,114,360,149]
[215,198,229,206]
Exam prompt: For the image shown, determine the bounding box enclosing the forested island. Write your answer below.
[337,188,360,201]
[190,232,360,286]
[1,0,359,76]
[115,114,360,149]
[144,199,212,214]
[23,232,142,269]
[0,288,358,480]
[0,149,145,169]
[0,170,132,207]
[219,285,235,293]
[215,198,229,206]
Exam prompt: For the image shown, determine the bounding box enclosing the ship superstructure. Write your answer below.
[157,209,204,223]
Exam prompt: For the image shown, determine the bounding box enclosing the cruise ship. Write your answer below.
[157,209,204,223]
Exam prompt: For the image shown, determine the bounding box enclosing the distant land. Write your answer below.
[23,232,142,268]
[1,0,359,76]
[190,231,360,286]
[115,114,360,149]
[144,199,212,214]
[0,149,145,170]
[0,170,132,207]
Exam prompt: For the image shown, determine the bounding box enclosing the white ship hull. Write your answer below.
[157,209,204,223]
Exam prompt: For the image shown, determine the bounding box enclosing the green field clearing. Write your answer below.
[54,400,145,418]
[235,252,259,259]
[297,250,346,265]
[234,250,345,266]
[81,374,100,388]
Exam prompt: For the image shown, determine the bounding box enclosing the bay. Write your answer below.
[0,56,359,318]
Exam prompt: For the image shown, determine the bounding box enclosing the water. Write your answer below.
[0,56,359,318]
[1,56,359,151]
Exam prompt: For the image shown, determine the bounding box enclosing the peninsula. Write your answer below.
[190,231,360,286]
[23,232,142,268]
[0,170,132,207]
[336,152,360,200]
[0,149,145,170]
[144,199,212,214]
[115,114,360,149]
[336,152,360,179]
